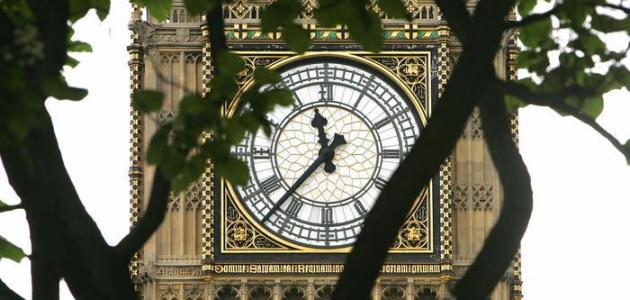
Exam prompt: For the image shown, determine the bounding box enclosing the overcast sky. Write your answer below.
[1,1,629,299]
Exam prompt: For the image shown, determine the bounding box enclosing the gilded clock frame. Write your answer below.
[215,51,439,255]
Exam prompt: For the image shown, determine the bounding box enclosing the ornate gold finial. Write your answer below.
[405,226,422,241]
[233,225,248,241]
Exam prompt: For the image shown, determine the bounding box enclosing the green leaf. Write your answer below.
[179,94,205,115]
[254,68,282,85]
[591,14,630,33]
[517,49,550,74]
[517,0,537,16]
[283,24,310,53]
[0,235,26,263]
[577,31,606,55]
[68,40,93,52]
[519,17,552,48]
[146,125,171,164]
[265,89,294,107]
[184,0,209,16]
[561,1,585,24]
[208,75,238,101]
[260,0,302,32]
[504,94,528,113]
[135,0,171,21]
[226,118,245,143]
[171,155,206,192]
[132,90,164,112]
[43,77,88,101]
[582,95,604,119]
[564,95,603,120]
[216,51,245,76]
[69,0,110,21]
[216,157,249,186]
[66,55,80,68]
[378,0,410,20]
[315,0,354,27]
[347,11,383,52]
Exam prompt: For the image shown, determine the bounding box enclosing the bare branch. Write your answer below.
[332,0,519,298]
[599,2,630,14]
[498,80,628,159]
[114,168,170,259]
[0,203,23,213]
[435,0,472,44]
[0,277,24,300]
[206,0,228,73]
[116,0,230,262]
[453,85,533,299]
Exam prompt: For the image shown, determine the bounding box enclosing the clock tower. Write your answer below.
[127,1,523,299]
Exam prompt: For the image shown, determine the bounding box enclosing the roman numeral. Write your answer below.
[318,83,333,101]
[285,199,303,217]
[321,208,333,225]
[231,145,249,157]
[353,75,375,107]
[252,147,271,159]
[260,175,281,195]
[354,201,368,216]
[292,91,303,106]
[373,117,391,129]
[375,177,387,190]
[381,149,401,159]
[373,108,411,129]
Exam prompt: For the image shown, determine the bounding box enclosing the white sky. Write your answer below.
[0,1,628,299]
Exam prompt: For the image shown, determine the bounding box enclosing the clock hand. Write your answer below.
[261,133,347,223]
[311,108,337,173]
[311,108,329,147]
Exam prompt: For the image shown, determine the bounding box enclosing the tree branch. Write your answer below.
[116,0,229,265]
[332,0,519,298]
[0,203,23,213]
[504,5,561,29]
[498,80,629,160]
[1,109,134,299]
[114,169,170,260]
[0,277,24,300]
[206,0,228,73]
[453,85,533,300]
[598,2,630,14]
[435,0,472,45]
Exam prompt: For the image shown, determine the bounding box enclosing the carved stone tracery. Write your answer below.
[453,183,494,211]
[370,55,430,108]
[224,192,286,250]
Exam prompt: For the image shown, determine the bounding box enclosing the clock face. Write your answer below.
[230,58,423,248]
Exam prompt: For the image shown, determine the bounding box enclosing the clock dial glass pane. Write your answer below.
[231,58,422,248]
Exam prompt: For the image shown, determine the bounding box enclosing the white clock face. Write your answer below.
[231,58,422,248]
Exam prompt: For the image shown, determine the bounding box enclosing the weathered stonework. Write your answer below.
[128,1,521,299]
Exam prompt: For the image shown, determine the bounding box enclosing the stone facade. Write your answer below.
[128,1,521,299]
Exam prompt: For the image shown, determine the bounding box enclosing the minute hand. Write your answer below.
[261,134,346,223]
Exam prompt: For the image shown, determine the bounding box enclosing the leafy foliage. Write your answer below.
[508,0,630,120]
[135,0,170,21]
[0,235,25,263]
[139,52,293,191]
[0,0,94,147]
[68,0,110,22]
[260,0,310,53]
[132,90,164,113]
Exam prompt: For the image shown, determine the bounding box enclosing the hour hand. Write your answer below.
[322,133,347,173]
[311,108,329,148]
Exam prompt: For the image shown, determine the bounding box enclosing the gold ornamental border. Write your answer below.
[225,51,431,126]
[203,263,448,275]
[220,51,435,253]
